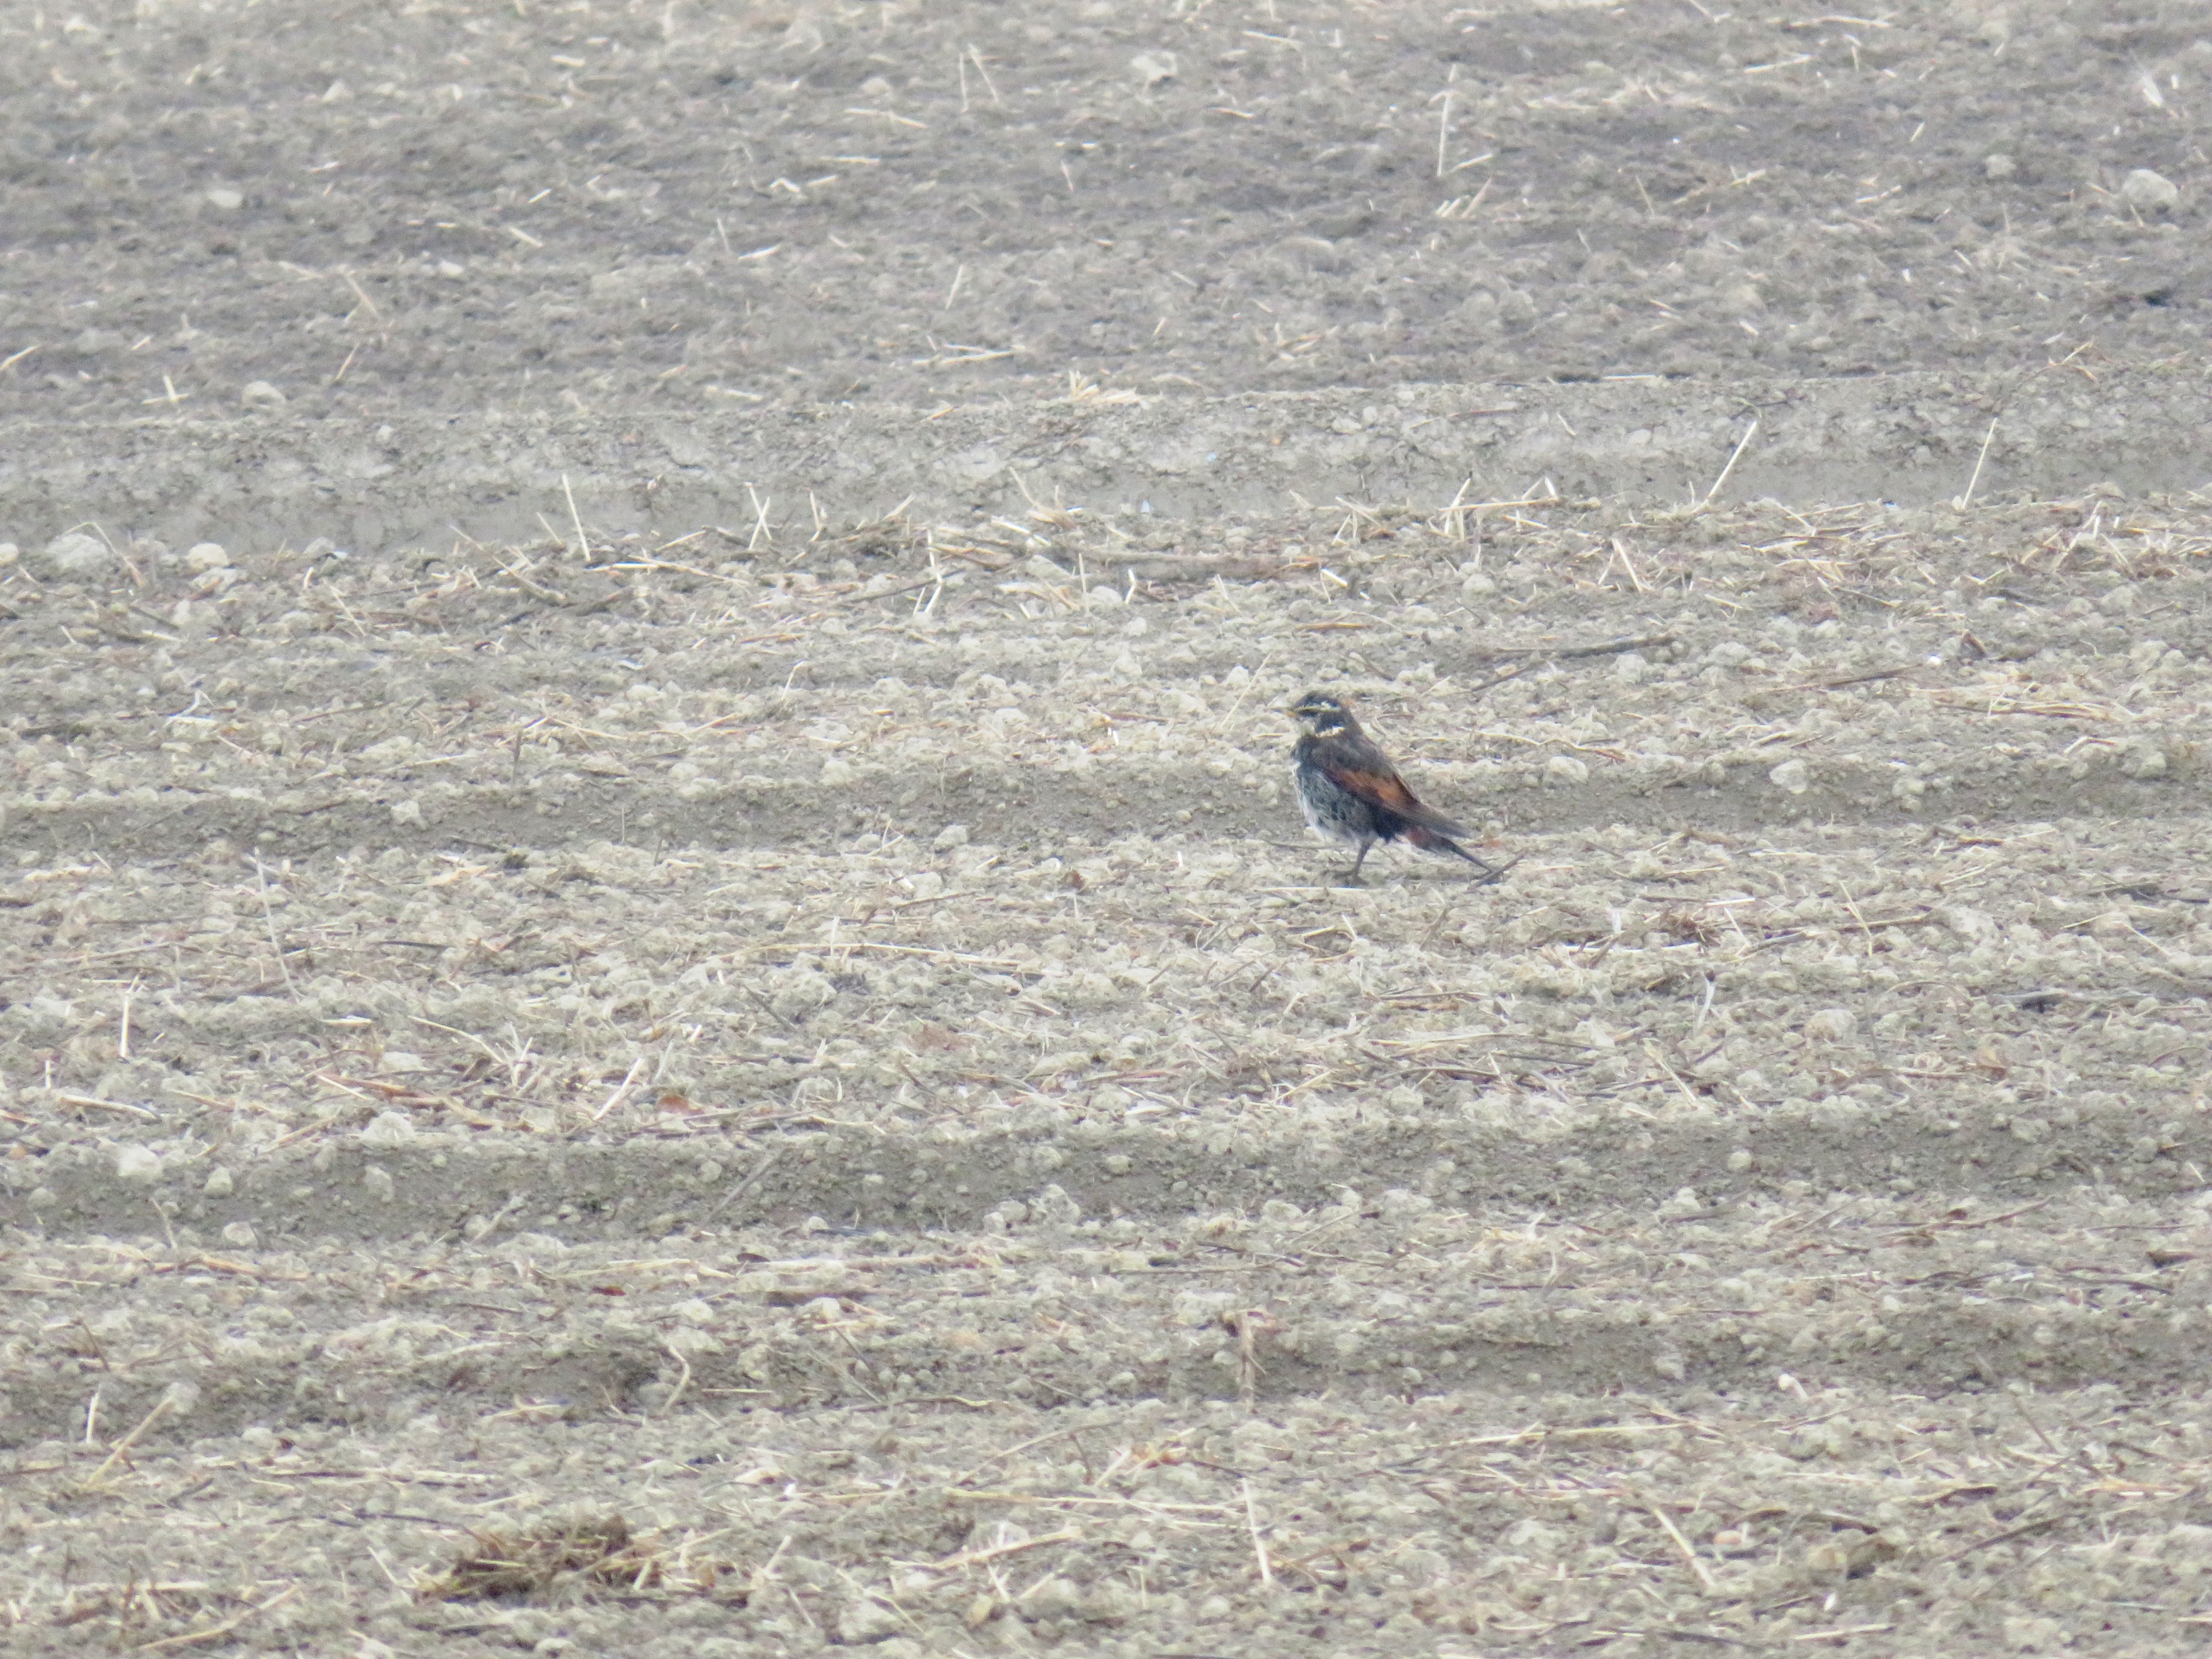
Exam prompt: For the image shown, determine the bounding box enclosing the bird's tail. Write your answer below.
[1406,824,1511,882]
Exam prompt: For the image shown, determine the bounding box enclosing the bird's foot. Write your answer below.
[1467,855,1521,887]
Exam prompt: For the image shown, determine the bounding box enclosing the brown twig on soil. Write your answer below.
[498,555,568,603]
[660,1337,694,1416]
[55,1091,161,1121]
[1644,1501,1719,1593]
[1939,1509,2071,1563]
[1781,665,1917,692]
[705,1147,784,1221]
[1493,631,1678,662]
[251,855,297,998]
[901,1529,1081,1573]
[1793,1624,1895,1646]
[1223,1308,1276,1407]
[131,1586,299,1653]
[1461,632,1676,697]
[1880,1199,2049,1238]
[1242,1480,1274,1586]
[80,1393,176,1488]
[1581,1629,1746,1649]
[1100,552,1313,583]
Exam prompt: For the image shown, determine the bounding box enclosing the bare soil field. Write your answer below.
[7,2,2212,1655]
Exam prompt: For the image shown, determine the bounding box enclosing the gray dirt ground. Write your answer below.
[8,1,2212,1655]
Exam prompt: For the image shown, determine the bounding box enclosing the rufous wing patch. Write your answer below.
[1324,763,1421,815]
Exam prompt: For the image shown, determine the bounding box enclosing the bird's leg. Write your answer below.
[1344,839,1373,885]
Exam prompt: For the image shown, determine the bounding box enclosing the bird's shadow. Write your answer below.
[1329,856,1520,889]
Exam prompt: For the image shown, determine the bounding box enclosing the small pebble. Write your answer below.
[769,967,836,1019]
[361,1111,418,1147]
[1130,50,1176,86]
[240,380,287,409]
[204,186,244,210]
[1984,153,2016,181]
[1546,754,1590,785]
[2121,167,2180,212]
[2126,743,2168,780]
[115,1145,164,1183]
[1657,1185,1704,1219]
[162,1379,203,1417]
[34,531,112,579]
[184,541,230,573]
[1805,1008,1857,1042]
[1769,757,1811,794]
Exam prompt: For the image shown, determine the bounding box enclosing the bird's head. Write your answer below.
[1285,690,1355,737]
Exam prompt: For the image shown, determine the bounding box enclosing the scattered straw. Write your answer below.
[1954,416,2000,512]
[1698,417,1758,511]
[251,854,297,999]
[903,1529,1081,1574]
[55,1091,159,1121]
[561,472,592,564]
[80,1393,176,1489]
[131,1586,298,1652]
[1242,1480,1274,1586]
[422,1514,724,1602]
[1644,1500,1718,1594]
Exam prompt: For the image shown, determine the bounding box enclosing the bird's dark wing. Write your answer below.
[1313,752,1469,837]
[1309,760,1433,827]
[1319,761,1420,814]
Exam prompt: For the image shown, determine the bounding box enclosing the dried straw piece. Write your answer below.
[423,1513,668,1601]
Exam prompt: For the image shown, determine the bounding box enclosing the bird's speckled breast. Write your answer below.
[1293,758,1327,833]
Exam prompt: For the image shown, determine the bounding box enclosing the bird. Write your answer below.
[1284,689,1506,885]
